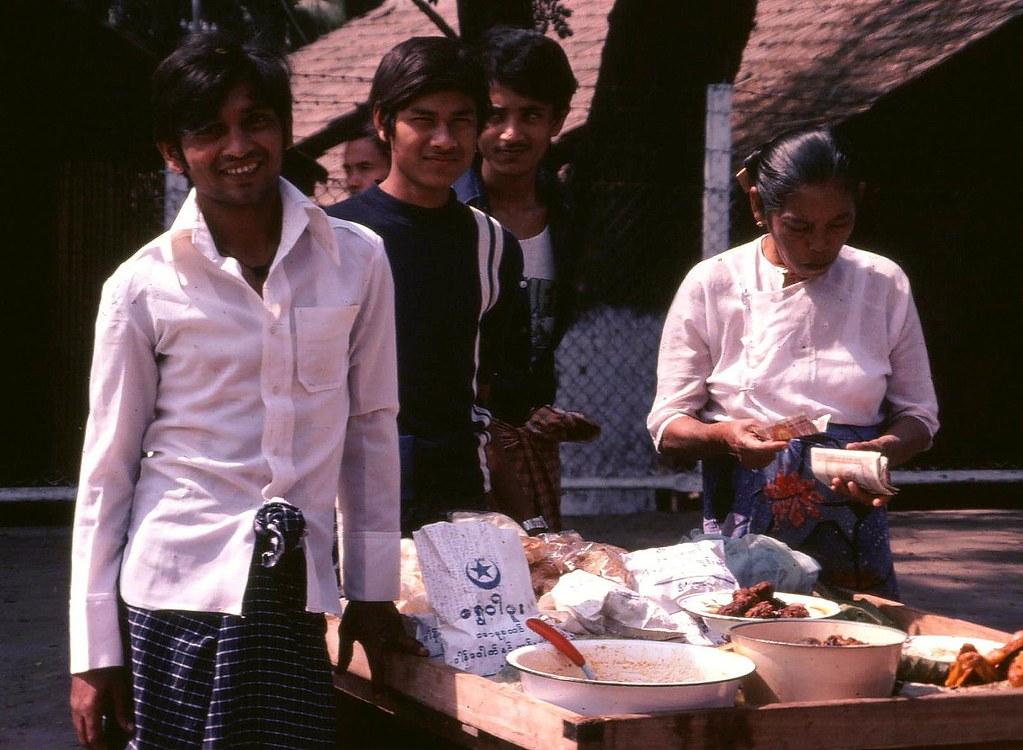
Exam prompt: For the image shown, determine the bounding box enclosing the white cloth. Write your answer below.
[648,237,939,449]
[518,226,555,281]
[70,180,401,673]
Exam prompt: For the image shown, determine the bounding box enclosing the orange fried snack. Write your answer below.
[944,630,1023,688]
[1009,652,1023,688]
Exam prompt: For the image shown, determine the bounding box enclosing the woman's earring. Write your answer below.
[756,220,765,228]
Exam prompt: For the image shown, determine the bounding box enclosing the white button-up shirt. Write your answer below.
[70,180,400,674]
[648,238,939,448]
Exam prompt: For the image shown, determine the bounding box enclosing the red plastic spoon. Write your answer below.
[525,617,597,680]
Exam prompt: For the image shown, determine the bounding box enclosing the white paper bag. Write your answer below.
[624,540,738,613]
[547,569,710,644]
[413,520,541,676]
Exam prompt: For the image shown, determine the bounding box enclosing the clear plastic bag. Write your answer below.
[522,530,635,597]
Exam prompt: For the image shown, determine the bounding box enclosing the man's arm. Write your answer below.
[70,273,157,745]
[334,239,425,679]
[478,230,532,422]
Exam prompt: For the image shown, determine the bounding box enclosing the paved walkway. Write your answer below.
[3,508,1021,748]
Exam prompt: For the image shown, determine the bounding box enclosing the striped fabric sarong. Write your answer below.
[126,504,334,749]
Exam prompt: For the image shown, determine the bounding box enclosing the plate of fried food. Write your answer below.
[898,635,1006,684]
[907,630,1023,688]
[680,581,841,639]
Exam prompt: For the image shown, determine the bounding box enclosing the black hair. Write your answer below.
[152,31,292,150]
[479,26,577,115]
[743,127,860,213]
[369,36,489,139]
[350,116,391,161]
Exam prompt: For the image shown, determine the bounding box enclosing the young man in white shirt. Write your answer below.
[68,33,422,750]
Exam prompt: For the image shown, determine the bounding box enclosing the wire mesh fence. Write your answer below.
[315,178,349,207]
[554,305,670,514]
[310,144,350,207]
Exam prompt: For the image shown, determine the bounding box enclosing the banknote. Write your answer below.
[809,447,898,496]
[762,413,830,441]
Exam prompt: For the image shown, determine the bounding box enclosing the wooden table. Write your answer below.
[327,597,1023,749]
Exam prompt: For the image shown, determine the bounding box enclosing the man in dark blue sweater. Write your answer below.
[328,37,528,534]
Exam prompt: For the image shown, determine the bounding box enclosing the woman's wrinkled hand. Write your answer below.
[836,434,902,507]
[829,477,889,508]
[844,434,898,456]
[720,419,789,469]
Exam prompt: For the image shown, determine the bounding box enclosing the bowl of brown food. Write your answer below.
[506,639,756,715]
[728,619,907,703]
[679,581,841,639]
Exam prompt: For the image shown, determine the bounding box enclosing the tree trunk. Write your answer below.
[570,0,756,311]
[456,0,533,44]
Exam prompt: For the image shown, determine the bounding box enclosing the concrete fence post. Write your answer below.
[702,83,733,260]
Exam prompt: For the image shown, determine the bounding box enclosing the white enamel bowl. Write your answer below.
[679,590,842,639]
[729,619,907,704]
[506,639,756,716]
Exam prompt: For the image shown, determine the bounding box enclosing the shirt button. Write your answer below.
[272,386,280,395]
[269,324,280,334]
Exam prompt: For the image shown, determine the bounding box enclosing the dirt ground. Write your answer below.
[3,501,1022,749]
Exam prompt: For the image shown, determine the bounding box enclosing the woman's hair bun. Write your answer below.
[742,147,763,181]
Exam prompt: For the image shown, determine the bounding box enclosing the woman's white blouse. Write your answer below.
[647,238,939,448]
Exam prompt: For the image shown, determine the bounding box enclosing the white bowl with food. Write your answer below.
[506,639,756,715]
[679,589,842,639]
[729,619,907,703]
[899,634,1006,684]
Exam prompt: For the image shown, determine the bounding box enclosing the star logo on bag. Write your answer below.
[465,558,502,589]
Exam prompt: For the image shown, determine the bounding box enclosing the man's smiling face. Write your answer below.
[478,83,565,180]
[161,82,285,210]
[377,89,478,207]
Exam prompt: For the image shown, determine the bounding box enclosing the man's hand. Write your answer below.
[336,600,428,690]
[70,666,133,750]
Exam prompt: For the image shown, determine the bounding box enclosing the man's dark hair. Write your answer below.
[370,36,489,139]
[351,116,391,161]
[479,27,577,115]
[152,31,292,150]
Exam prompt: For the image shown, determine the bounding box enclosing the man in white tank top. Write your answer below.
[455,27,597,531]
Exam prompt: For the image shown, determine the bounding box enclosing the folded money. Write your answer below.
[809,447,898,496]
[763,413,830,441]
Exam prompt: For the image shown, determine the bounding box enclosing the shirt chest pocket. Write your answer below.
[295,306,358,392]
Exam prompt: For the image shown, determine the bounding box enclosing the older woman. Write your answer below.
[648,127,938,599]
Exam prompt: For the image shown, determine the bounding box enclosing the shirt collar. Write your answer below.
[166,178,339,268]
[453,164,487,209]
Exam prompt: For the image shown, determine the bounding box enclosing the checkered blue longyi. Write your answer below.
[126,508,335,749]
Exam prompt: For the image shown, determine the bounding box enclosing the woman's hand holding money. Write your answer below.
[829,477,889,508]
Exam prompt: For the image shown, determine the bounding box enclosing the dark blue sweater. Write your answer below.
[327,186,528,496]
